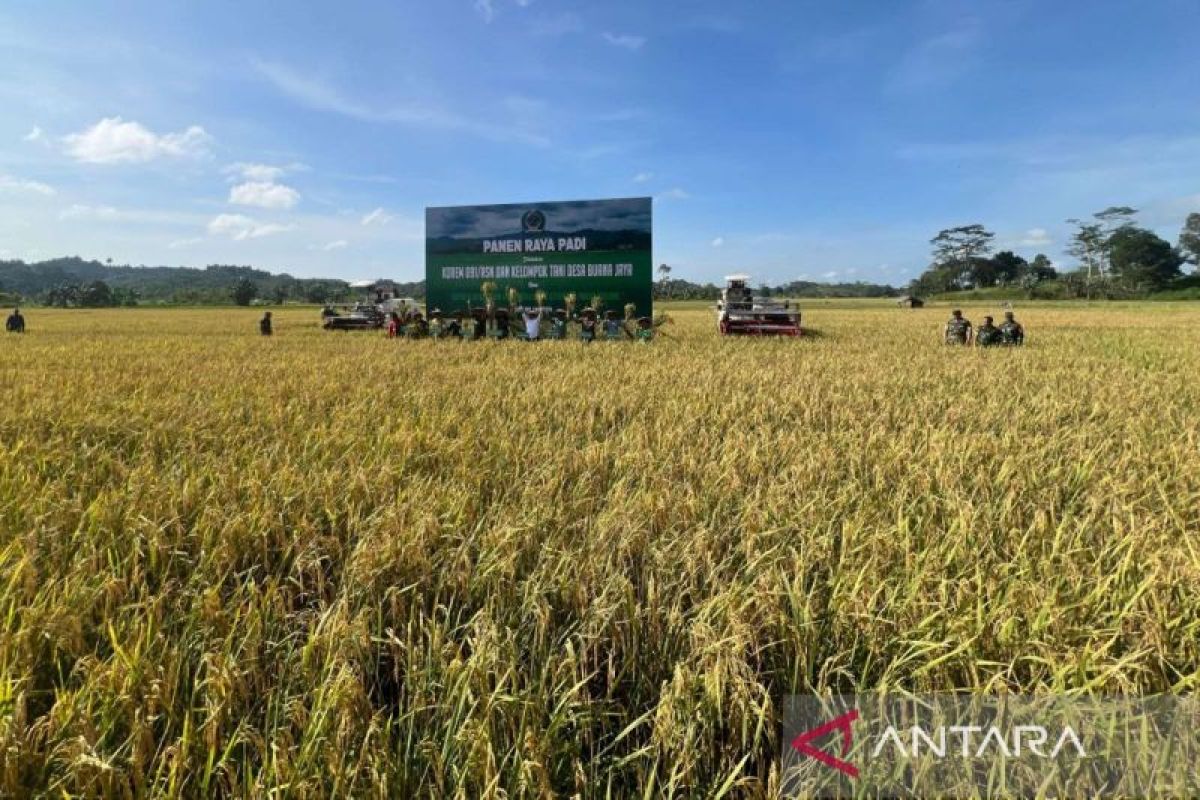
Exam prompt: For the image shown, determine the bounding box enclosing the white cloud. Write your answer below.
[229,181,301,209]
[475,0,495,22]
[60,204,118,220]
[822,270,839,279]
[1019,227,1052,247]
[224,162,285,182]
[168,237,203,249]
[208,213,294,241]
[602,32,646,50]
[22,126,43,142]
[0,173,55,196]
[657,187,690,200]
[361,207,392,226]
[322,239,348,251]
[711,236,724,247]
[62,117,211,164]
[633,171,654,183]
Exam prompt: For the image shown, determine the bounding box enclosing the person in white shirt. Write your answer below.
[523,308,542,341]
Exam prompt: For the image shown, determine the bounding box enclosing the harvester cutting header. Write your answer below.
[716,274,802,336]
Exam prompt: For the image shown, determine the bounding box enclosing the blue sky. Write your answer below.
[1,0,1197,285]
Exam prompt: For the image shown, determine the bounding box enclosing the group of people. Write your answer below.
[944,309,1025,347]
[384,307,660,343]
[5,307,25,333]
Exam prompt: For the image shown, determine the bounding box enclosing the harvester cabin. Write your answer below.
[351,279,401,304]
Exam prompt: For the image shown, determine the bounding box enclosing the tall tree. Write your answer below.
[1027,254,1057,281]
[930,224,995,289]
[1179,212,1200,270]
[231,278,258,306]
[1065,219,1106,284]
[990,251,1027,285]
[1107,227,1184,289]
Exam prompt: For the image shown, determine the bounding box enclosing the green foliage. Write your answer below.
[1178,212,1200,269]
[230,277,258,306]
[1107,227,1185,290]
[0,256,356,305]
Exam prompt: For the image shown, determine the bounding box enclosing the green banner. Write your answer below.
[425,197,652,316]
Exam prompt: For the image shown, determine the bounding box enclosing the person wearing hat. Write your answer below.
[522,307,543,341]
[999,310,1025,346]
[428,309,444,338]
[975,315,1002,347]
[943,308,972,346]
[634,316,654,343]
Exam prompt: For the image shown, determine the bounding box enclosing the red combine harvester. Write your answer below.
[716,274,802,336]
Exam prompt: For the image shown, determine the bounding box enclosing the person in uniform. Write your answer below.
[999,311,1025,346]
[547,310,568,340]
[5,307,25,333]
[579,309,598,342]
[943,309,972,345]
[975,315,1002,347]
[602,310,624,340]
[259,311,273,336]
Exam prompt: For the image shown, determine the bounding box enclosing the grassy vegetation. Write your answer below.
[1,302,1198,797]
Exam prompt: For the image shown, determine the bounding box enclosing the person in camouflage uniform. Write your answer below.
[547,310,569,340]
[975,315,1002,347]
[943,309,973,345]
[999,310,1025,346]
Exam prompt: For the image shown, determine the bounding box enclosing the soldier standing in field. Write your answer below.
[943,309,972,346]
[975,315,1002,347]
[259,311,272,336]
[999,311,1025,346]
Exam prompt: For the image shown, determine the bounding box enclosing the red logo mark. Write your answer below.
[790,709,860,778]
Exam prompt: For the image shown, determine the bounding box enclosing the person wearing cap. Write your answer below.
[975,315,1002,347]
[602,310,624,340]
[5,307,25,333]
[445,313,463,338]
[406,311,428,338]
[523,308,543,341]
[259,311,273,336]
[428,309,444,338]
[943,309,972,345]
[578,309,597,342]
[999,311,1025,346]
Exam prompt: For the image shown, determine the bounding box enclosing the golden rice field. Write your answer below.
[1,301,1198,797]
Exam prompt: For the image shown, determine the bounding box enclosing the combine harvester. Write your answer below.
[716,274,802,336]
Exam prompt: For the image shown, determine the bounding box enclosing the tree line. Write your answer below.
[912,209,1200,298]
[0,257,356,307]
